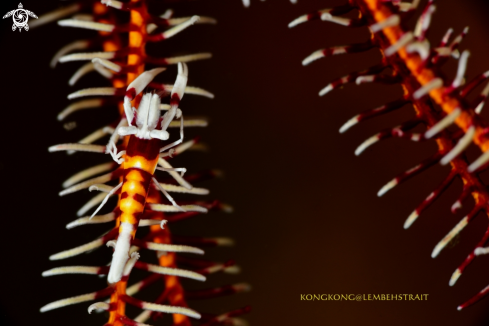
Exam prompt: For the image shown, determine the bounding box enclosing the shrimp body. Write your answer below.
[108,137,161,283]
[107,64,189,283]
[120,137,161,231]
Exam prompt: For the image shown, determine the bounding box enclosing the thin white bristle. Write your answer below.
[440,126,474,165]
[475,247,489,256]
[468,149,489,173]
[92,58,121,73]
[60,51,115,63]
[48,143,105,153]
[58,19,115,32]
[355,134,379,156]
[319,84,334,96]
[355,75,375,85]
[93,63,114,79]
[452,50,470,88]
[51,40,90,68]
[441,28,454,46]
[77,192,107,217]
[144,242,204,254]
[49,238,104,260]
[144,263,206,281]
[164,53,212,64]
[58,99,104,121]
[369,15,400,33]
[414,4,435,38]
[139,300,201,319]
[449,268,462,286]
[161,16,200,39]
[30,3,80,29]
[68,62,95,86]
[148,203,208,213]
[339,115,360,133]
[66,212,116,229]
[168,119,207,128]
[404,210,419,229]
[288,14,309,28]
[321,13,350,26]
[302,49,325,66]
[167,16,216,26]
[158,183,208,195]
[68,87,117,100]
[40,292,98,312]
[63,162,113,188]
[384,32,414,56]
[42,266,101,277]
[424,108,461,139]
[377,179,398,197]
[431,216,469,258]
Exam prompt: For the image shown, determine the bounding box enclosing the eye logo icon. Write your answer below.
[3,3,37,32]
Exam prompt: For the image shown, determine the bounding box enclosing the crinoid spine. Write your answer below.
[30,1,250,325]
[291,0,489,311]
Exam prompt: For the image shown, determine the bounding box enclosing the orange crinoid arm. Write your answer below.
[38,1,250,325]
[291,0,489,311]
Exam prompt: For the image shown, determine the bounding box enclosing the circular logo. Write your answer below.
[3,3,37,32]
[13,9,28,27]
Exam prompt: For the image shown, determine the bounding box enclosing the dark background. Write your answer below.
[2,0,489,325]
